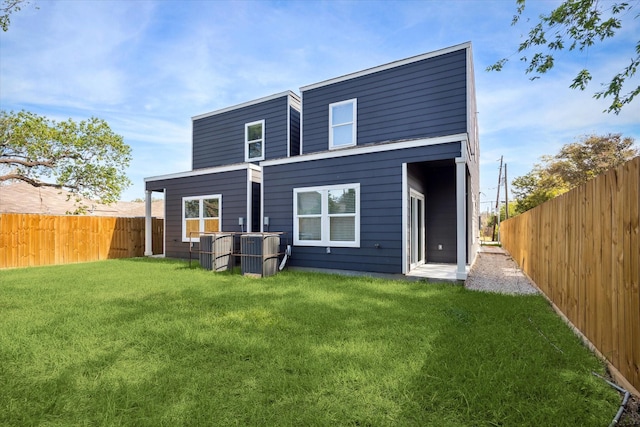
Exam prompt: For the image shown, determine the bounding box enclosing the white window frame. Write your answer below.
[245,120,265,162]
[329,99,357,150]
[182,194,222,242]
[293,183,360,247]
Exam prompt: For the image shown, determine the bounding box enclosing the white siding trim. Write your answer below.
[455,157,467,280]
[260,171,265,233]
[329,98,357,150]
[299,92,304,154]
[301,42,471,92]
[401,163,408,275]
[287,96,291,158]
[246,169,252,233]
[245,119,265,162]
[144,190,153,256]
[182,194,222,243]
[145,163,260,183]
[261,133,467,167]
[293,183,360,248]
[192,91,298,121]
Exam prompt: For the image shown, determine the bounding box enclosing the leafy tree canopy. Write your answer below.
[1,0,35,32]
[488,0,640,114]
[0,110,132,213]
[512,133,638,214]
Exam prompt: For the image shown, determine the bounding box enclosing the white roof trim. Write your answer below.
[145,163,261,182]
[300,42,471,92]
[260,133,468,167]
[192,90,300,121]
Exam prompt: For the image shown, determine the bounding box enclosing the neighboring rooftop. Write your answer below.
[0,182,164,218]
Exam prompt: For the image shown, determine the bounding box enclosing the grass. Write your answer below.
[0,258,618,426]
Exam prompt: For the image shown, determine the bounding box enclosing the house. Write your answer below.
[144,42,479,280]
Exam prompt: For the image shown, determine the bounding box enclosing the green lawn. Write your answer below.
[0,258,618,426]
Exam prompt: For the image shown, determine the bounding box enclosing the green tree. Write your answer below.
[1,0,35,32]
[488,0,640,114]
[544,133,638,186]
[512,133,638,214]
[499,201,518,222]
[512,166,569,214]
[0,110,132,213]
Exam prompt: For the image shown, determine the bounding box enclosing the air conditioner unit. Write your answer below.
[199,233,233,272]
[241,234,280,277]
[199,235,213,270]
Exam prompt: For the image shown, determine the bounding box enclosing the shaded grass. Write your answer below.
[0,258,618,426]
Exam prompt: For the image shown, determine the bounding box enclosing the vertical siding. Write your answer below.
[251,182,261,232]
[192,95,290,168]
[302,49,467,154]
[289,107,301,156]
[146,169,248,259]
[263,142,461,274]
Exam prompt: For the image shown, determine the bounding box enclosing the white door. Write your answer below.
[410,190,425,269]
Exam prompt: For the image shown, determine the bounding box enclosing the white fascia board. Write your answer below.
[260,133,468,167]
[289,92,301,111]
[299,92,304,154]
[192,90,300,121]
[144,163,261,183]
[300,42,471,92]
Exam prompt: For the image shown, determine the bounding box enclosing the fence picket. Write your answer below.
[0,214,164,269]
[501,157,640,394]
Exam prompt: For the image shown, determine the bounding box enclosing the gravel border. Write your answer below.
[465,246,539,295]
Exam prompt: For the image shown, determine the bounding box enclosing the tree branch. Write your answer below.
[0,157,55,168]
[0,173,78,191]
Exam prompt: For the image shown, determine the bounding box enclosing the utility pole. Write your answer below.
[504,163,509,220]
[492,156,503,242]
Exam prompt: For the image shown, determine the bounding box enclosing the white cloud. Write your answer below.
[2,0,638,204]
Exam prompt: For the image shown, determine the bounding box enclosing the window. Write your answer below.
[329,99,357,149]
[182,195,221,242]
[245,120,265,161]
[294,183,360,247]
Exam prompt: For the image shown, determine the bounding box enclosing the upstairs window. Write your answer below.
[245,120,265,162]
[329,99,357,149]
[182,195,221,242]
[294,183,360,247]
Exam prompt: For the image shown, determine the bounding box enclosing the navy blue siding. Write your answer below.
[407,160,456,263]
[192,95,290,169]
[146,169,249,259]
[252,182,261,232]
[263,142,461,273]
[424,164,456,262]
[289,107,301,156]
[302,50,467,154]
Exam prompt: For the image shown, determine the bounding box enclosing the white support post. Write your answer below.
[455,157,467,280]
[144,190,153,256]
[401,163,408,275]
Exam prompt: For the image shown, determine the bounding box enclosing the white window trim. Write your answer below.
[329,99,357,150]
[293,183,360,248]
[182,194,222,242]
[245,119,265,162]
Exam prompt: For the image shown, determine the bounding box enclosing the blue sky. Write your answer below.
[1,0,639,210]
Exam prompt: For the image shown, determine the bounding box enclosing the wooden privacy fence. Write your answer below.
[501,157,639,394]
[0,214,164,269]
